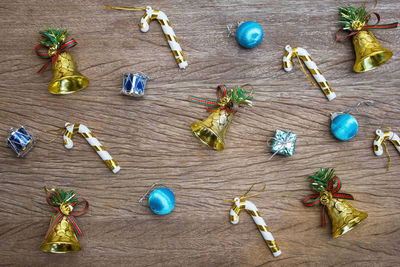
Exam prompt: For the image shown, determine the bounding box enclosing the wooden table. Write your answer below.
[1,0,399,266]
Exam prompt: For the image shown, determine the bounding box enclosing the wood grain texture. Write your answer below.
[0,0,399,266]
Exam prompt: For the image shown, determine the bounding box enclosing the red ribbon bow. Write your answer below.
[44,189,88,238]
[303,176,354,227]
[336,11,398,41]
[35,39,77,74]
[188,84,253,114]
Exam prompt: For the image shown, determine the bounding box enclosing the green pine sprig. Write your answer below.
[308,168,335,192]
[49,188,78,205]
[231,86,253,106]
[40,28,68,48]
[338,5,370,31]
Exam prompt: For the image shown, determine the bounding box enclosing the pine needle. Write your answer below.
[308,168,335,192]
[39,28,68,48]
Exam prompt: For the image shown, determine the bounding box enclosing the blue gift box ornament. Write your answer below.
[6,126,35,157]
[270,129,296,157]
[121,72,149,97]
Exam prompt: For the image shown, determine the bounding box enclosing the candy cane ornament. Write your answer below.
[373,129,400,156]
[63,123,120,173]
[283,45,336,101]
[104,4,187,69]
[230,197,281,257]
[140,6,187,69]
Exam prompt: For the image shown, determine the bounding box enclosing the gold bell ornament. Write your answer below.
[336,3,398,72]
[40,187,89,253]
[303,168,367,238]
[35,28,89,94]
[188,84,253,151]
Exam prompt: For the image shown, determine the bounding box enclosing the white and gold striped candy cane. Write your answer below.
[283,45,336,101]
[374,129,400,156]
[63,122,120,173]
[140,6,187,69]
[230,197,281,257]
[373,129,400,170]
[104,4,187,69]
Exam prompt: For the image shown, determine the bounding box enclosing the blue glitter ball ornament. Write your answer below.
[148,187,175,215]
[331,114,359,141]
[236,21,263,48]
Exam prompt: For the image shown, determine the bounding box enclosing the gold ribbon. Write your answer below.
[379,126,393,171]
[225,182,265,203]
[38,126,66,143]
[294,53,316,88]
[104,5,146,11]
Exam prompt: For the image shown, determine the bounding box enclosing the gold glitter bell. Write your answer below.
[191,109,234,151]
[48,52,89,94]
[40,214,82,253]
[352,30,393,73]
[189,84,253,151]
[40,186,88,253]
[320,191,368,238]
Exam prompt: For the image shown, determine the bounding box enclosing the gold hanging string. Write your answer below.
[38,127,66,143]
[294,54,316,87]
[380,125,392,131]
[241,182,266,200]
[240,83,255,92]
[382,140,391,171]
[378,125,394,171]
[364,0,379,20]
[224,182,266,202]
[104,4,146,11]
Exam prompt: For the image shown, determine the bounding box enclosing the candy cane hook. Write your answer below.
[373,129,400,156]
[63,123,120,173]
[230,197,281,257]
[283,45,336,101]
[140,6,187,69]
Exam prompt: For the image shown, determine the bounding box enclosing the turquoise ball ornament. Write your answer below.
[331,114,359,141]
[148,187,175,215]
[236,21,263,48]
